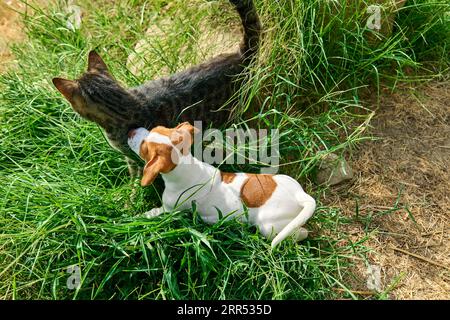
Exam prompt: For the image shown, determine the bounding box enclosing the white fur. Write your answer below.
[146,132,173,145]
[128,128,150,155]
[128,128,316,248]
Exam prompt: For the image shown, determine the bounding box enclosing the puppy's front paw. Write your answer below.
[143,207,164,218]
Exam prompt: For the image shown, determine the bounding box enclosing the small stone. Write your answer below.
[66,1,83,31]
[316,153,354,186]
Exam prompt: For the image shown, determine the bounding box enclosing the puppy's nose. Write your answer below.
[128,129,137,139]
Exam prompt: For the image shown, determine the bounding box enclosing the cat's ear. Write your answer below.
[88,50,109,73]
[52,78,80,103]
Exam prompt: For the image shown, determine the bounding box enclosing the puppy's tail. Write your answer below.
[270,193,316,249]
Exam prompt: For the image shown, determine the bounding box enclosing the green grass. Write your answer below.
[0,0,449,299]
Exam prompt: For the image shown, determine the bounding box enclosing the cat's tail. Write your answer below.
[230,0,261,62]
[270,192,316,249]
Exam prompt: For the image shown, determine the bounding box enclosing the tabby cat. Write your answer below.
[52,0,261,177]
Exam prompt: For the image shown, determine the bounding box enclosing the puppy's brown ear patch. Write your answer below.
[141,158,161,187]
[52,78,79,102]
[176,122,200,138]
[88,50,109,72]
[170,130,192,156]
[139,142,178,187]
[240,174,277,208]
[221,172,236,184]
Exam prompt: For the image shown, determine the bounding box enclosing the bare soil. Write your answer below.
[324,81,450,299]
[0,0,25,73]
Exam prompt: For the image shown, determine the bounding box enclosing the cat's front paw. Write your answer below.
[143,207,164,218]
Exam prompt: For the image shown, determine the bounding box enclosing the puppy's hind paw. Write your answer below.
[294,227,309,242]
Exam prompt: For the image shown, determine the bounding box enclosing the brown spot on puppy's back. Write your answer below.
[241,174,277,208]
[221,172,236,184]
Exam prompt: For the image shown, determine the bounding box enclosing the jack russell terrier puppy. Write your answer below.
[128,122,316,248]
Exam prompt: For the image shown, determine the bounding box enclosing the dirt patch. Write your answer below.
[0,0,50,73]
[324,80,450,299]
[126,0,242,78]
[0,0,25,73]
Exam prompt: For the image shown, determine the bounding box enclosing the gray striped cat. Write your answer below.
[52,0,260,177]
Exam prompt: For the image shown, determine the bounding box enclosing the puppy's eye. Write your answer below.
[140,142,148,157]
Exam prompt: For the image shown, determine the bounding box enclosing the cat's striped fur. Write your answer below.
[53,0,261,177]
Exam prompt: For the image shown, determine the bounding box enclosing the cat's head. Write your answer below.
[53,51,134,128]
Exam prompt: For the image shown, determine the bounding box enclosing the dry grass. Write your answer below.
[126,0,242,78]
[323,79,450,299]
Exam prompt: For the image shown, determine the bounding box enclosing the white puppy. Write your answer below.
[128,122,316,248]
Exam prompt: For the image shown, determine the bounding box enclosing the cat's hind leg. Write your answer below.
[126,157,143,208]
[127,156,143,179]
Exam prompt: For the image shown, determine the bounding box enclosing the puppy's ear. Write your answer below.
[52,78,80,103]
[88,50,109,73]
[171,123,199,156]
[175,122,190,129]
[175,122,200,138]
[141,157,163,187]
